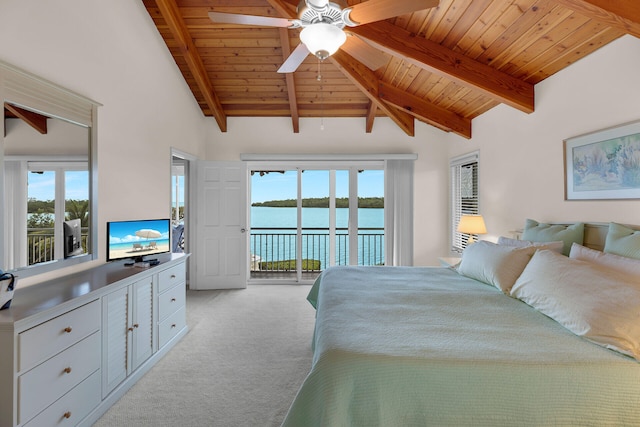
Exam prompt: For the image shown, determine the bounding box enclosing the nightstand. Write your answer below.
[438,257,461,268]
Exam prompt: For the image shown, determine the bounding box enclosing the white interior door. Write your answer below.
[194,161,247,289]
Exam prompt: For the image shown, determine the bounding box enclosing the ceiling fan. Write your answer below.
[209,0,439,73]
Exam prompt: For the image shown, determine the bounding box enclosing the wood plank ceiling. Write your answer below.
[143,0,639,138]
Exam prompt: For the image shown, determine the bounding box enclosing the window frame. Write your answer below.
[450,151,480,254]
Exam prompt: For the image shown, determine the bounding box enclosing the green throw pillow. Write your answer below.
[604,222,640,259]
[521,219,584,256]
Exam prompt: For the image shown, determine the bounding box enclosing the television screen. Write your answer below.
[107,219,171,262]
[63,218,84,258]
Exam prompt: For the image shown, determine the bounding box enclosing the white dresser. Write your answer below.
[0,254,188,427]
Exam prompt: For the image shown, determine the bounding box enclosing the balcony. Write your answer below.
[249,227,384,280]
[27,228,88,265]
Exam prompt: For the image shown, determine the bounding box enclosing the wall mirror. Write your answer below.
[1,61,99,278]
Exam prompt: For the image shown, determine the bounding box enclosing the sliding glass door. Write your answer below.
[249,161,384,283]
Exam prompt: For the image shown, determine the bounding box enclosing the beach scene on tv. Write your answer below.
[108,219,170,261]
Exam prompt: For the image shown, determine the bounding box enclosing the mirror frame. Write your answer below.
[0,60,99,278]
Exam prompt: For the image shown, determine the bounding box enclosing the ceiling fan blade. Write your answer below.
[208,11,293,28]
[278,43,310,73]
[341,35,390,70]
[347,0,440,26]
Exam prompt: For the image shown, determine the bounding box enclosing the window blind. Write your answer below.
[450,152,479,253]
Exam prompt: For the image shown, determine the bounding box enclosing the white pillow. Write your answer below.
[511,249,640,360]
[569,243,640,280]
[456,240,536,293]
[497,236,564,253]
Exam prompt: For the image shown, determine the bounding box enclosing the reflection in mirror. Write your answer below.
[1,61,98,279]
[4,104,90,271]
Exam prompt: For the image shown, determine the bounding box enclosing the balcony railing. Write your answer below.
[27,228,89,265]
[250,227,384,276]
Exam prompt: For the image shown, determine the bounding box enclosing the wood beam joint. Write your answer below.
[349,22,535,114]
[155,0,227,132]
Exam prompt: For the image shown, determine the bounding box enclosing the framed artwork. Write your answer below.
[564,120,640,200]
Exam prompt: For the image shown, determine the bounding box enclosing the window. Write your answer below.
[450,151,479,253]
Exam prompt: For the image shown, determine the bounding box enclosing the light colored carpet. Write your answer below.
[93,285,315,427]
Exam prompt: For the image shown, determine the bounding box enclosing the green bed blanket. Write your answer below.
[282,266,640,426]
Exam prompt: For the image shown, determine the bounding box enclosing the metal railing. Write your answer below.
[250,227,384,274]
[27,228,89,265]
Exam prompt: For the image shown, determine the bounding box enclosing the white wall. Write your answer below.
[4,1,637,280]
[447,35,640,242]
[208,116,450,265]
[0,0,211,284]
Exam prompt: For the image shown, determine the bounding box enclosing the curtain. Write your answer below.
[384,159,414,266]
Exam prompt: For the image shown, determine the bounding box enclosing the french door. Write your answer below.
[248,161,384,283]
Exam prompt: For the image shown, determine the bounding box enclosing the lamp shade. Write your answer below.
[300,23,347,60]
[457,214,487,235]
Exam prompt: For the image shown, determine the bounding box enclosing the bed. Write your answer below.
[281,221,640,426]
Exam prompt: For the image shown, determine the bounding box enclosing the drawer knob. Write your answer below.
[171,298,176,302]
[170,274,176,279]
[63,367,72,374]
[63,411,72,419]
[128,327,134,332]
[171,323,176,328]
[63,327,72,333]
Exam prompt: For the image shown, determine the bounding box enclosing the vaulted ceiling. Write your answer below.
[143,0,639,138]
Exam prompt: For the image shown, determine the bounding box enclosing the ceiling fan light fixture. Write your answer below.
[300,23,346,60]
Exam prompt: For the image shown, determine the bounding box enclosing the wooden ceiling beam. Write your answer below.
[349,21,535,114]
[155,0,227,132]
[265,0,298,19]
[279,28,300,133]
[379,82,472,139]
[5,104,47,134]
[555,0,640,38]
[365,102,376,133]
[330,50,414,136]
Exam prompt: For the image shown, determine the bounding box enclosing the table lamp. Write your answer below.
[457,214,487,245]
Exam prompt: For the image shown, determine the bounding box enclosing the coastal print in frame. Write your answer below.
[564,120,640,200]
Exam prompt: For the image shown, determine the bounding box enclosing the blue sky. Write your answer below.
[108,219,170,243]
[251,169,384,203]
[28,171,89,200]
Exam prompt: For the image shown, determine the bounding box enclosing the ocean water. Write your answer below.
[250,207,384,267]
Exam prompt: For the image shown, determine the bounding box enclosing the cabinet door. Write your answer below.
[102,286,129,397]
[131,277,153,371]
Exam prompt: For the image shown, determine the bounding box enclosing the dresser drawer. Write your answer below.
[157,263,186,293]
[18,332,101,424]
[22,370,101,427]
[158,305,186,349]
[158,283,186,321]
[19,299,100,372]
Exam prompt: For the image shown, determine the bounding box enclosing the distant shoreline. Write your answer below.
[252,197,383,208]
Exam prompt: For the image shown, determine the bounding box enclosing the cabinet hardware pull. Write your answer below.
[171,323,176,328]
[63,411,72,419]
[170,274,176,279]
[128,327,134,332]
[171,298,176,302]
[133,323,139,328]
[63,327,72,333]
[63,367,72,374]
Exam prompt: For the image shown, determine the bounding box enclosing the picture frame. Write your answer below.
[564,120,640,200]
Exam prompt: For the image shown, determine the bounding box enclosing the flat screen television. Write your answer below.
[107,218,171,263]
[63,218,84,258]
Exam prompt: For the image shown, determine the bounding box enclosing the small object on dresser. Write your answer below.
[0,270,16,310]
[134,261,151,268]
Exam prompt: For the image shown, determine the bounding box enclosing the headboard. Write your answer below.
[514,222,640,252]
